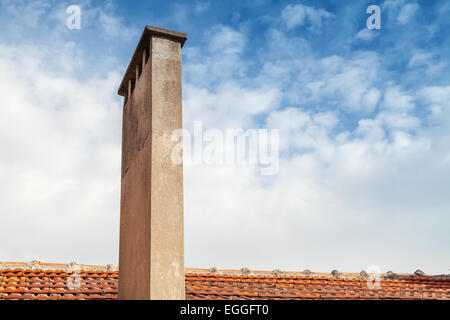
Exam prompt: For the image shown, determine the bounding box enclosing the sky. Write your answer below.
[0,0,449,274]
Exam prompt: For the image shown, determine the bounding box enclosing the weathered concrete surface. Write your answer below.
[119,27,186,300]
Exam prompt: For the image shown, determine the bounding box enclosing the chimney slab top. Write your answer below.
[118,25,187,97]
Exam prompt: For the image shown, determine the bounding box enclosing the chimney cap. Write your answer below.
[144,26,187,46]
[118,25,187,97]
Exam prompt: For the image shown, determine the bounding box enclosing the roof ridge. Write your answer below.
[185,267,450,279]
[1,262,449,279]
[0,261,118,272]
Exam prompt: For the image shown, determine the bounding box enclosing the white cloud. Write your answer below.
[397,3,420,24]
[408,51,434,67]
[184,83,280,129]
[182,25,450,273]
[0,6,123,264]
[408,51,447,76]
[3,0,51,28]
[383,86,415,110]
[420,85,450,105]
[419,86,450,125]
[185,26,248,87]
[304,54,381,112]
[185,102,450,272]
[281,4,332,32]
[98,11,136,39]
[383,0,404,8]
[354,28,377,42]
[266,108,336,153]
[195,1,210,13]
[208,26,246,54]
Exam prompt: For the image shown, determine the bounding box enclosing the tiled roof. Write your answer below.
[0,262,449,300]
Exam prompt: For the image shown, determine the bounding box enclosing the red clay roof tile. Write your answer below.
[0,262,449,300]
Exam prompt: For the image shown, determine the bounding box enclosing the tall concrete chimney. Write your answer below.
[117,26,187,300]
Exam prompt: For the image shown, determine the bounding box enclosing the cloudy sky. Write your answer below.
[0,0,449,274]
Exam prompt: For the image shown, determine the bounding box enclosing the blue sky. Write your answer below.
[0,0,449,274]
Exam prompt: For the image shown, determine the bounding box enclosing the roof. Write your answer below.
[117,25,187,96]
[0,262,449,300]
[0,261,450,300]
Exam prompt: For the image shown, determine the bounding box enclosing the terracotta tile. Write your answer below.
[60,294,76,300]
[275,283,293,289]
[49,288,68,294]
[21,293,36,300]
[1,265,450,300]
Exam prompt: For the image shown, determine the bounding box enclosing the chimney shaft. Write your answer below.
[118,26,187,300]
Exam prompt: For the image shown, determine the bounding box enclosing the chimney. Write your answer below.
[117,26,187,300]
